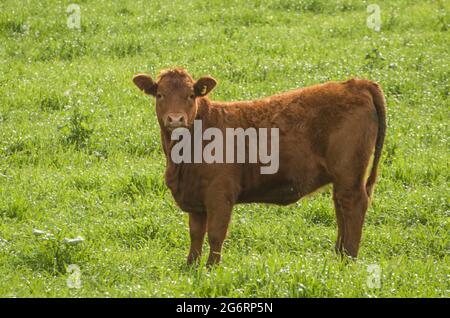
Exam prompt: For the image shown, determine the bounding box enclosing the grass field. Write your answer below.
[0,0,449,297]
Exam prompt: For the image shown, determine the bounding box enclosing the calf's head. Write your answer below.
[133,68,216,131]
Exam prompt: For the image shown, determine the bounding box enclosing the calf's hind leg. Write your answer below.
[333,187,345,254]
[327,114,376,258]
[333,184,369,258]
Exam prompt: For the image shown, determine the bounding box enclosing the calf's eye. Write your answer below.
[189,94,195,99]
[156,93,162,99]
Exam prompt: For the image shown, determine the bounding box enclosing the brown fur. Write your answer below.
[133,68,387,265]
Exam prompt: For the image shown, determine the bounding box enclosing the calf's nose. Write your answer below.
[166,113,187,127]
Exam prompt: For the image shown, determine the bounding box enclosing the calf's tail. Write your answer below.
[366,82,387,198]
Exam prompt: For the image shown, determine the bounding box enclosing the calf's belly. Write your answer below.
[238,192,301,205]
[236,169,332,206]
[237,182,304,205]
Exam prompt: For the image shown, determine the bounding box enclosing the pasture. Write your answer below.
[0,0,448,297]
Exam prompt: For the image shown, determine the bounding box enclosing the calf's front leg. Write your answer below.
[205,201,232,266]
[187,212,207,265]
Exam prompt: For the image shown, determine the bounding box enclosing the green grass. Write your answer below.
[0,0,449,297]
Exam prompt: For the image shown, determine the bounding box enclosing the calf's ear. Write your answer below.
[133,73,158,96]
[194,76,217,97]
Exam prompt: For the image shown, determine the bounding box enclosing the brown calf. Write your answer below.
[133,68,386,265]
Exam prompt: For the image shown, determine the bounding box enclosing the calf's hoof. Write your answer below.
[206,253,221,267]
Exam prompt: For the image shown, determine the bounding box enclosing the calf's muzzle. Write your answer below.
[165,112,188,129]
